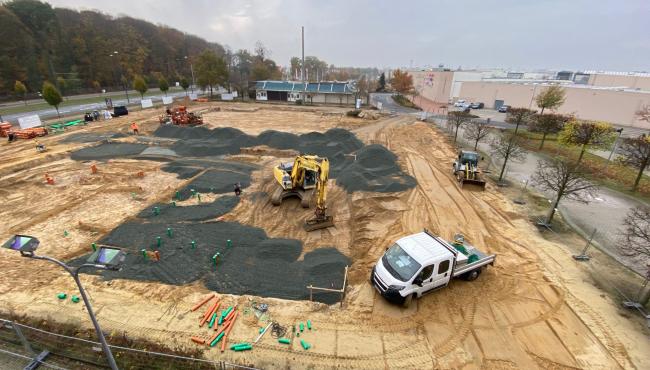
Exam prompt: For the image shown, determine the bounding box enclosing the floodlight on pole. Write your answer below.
[2,235,125,370]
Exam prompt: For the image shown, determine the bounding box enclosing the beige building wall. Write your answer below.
[458,81,650,129]
[410,71,454,104]
[588,74,650,91]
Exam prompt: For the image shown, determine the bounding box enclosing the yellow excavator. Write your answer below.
[271,155,334,231]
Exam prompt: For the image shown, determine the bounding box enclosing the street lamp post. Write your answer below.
[2,235,126,370]
[110,51,130,103]
[605,128,624,170]
[185,56,195,94]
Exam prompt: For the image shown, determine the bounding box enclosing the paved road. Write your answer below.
[369,92,421,114]
[435,121,648,274]
[1,89,202,124]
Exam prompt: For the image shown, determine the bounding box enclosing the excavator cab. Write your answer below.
[271,155,334,231]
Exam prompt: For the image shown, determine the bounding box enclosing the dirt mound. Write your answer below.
[61,132,125,143]
[336,144,417,192]
[70,143,148,160]
[73,217,349,303]
[162,158,259,200]
[138,196,239,222]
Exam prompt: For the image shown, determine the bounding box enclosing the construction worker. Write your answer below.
[234,182,242,196]
[130,122,139,135]
[35,139,45,152]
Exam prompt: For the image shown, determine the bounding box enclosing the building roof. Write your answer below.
[255,80,357,94]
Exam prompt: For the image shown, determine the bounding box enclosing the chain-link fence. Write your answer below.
[0,318,257,370]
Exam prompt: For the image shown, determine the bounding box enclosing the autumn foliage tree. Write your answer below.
[559,120,616,164]
[528,113,572,149]
[158,76,169,96]
[14,80,27,105]
[180,77,189,95]
[391,69,413,95]
[133,75,147,99]
[42,81,62,117]
[195,50,228,97]
[535,85,566,114]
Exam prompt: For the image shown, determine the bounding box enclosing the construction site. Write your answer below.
[0,101,649,369]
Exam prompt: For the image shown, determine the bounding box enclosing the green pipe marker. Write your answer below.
[307,320,312,330]
[230,344,252,351]
[299,322,304,332]
[191,240,196,249]
[208,312,218,328]
[258,327,264,334]
[91,243,97,251]
[57,293,67,300]
[175,191,180,200]
[153,206,160,215]
[141,249,148,260]
[210,332,225,347]
[300,339,311,350]
[212,253,220,266]
[219,306,233,325]
[167,227,173,237]
[278,338,290,345]
[63,230,69,237]
[210,187,215,192]
[156,236,162,248]
[227,239,232,248]
[71,295,80,303]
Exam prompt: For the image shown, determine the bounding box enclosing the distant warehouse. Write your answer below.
[255,80,362,105]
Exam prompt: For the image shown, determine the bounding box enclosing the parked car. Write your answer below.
[112,105,129,117]
[470,102,484,109]
[498,105,510,113]
[453,99,467,107]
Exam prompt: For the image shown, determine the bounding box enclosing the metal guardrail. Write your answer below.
[0,318,257,370]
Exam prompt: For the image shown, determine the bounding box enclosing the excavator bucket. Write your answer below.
[460,178,486,190]
[304,215,334,231]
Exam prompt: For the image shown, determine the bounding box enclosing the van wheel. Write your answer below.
[463,268,481,281]
[402,293,415,308]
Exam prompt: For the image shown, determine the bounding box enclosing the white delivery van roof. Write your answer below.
[395,232,455,265]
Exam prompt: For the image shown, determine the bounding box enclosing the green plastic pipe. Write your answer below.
[219,306,233,325]
[208,312,218,328]
[91,243,97,251]
[157,236,162,248]
[71,296,80,303]
[230,343,249,349]
[210,332,225,347]
[57,293,67,300]
[191,241,196,249]
[227,239,232,248]
[167,227,173,237]
[278,338,290,345]
[300,339,311,350]
[141,249,147,260]
[231,344,252,351]
[299,322,304,332]
[307,320,312,330]
[175,191,180,200]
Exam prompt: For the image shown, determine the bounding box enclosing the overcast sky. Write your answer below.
[47,0,649,72]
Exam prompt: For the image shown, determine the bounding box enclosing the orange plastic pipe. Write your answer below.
[191,294,215,312]
[221,305,237,324]
[191,336,206,345]
[200,302,220,327]
[201,300,220,321]
[221,311,239,352]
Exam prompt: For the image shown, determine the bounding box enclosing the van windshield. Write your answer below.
[382,244,421,282]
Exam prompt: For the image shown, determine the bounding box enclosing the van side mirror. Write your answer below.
[413,277,423,287]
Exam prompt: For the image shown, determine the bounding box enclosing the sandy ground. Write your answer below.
[0,103,648,369]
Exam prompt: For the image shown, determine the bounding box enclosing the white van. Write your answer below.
[371,230,496,307]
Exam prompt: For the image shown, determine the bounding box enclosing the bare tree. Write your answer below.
[528,113,572,149]
[447,111,478,143]
[617,134,650,192]
[620,206,650,260]
[636,105,650,123]
[464,120,491,150]
[490,132,527,181]
[505,107,536,135]
[533,158,597,225]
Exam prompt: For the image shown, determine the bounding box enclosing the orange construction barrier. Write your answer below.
[191,294,215,312]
